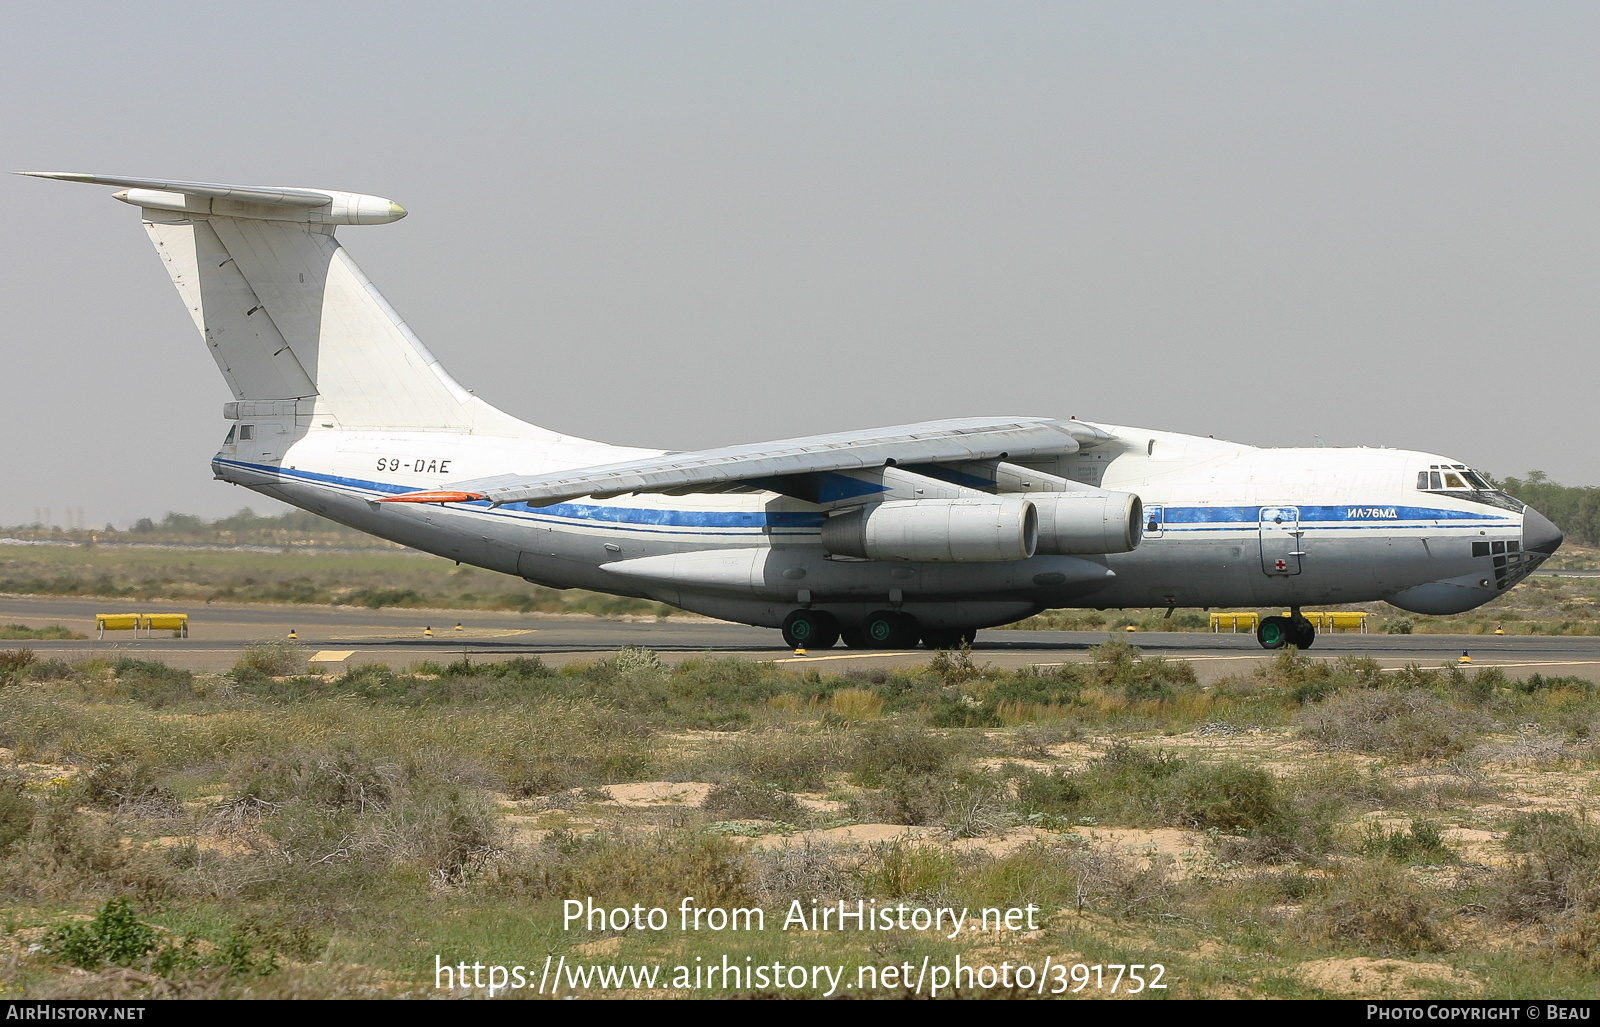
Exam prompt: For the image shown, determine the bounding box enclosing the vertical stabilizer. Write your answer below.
[21,172,560,439]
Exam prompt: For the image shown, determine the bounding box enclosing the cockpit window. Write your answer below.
[1415,463,1524,513]
[1418,464,1491,491]
[223,425,236,445]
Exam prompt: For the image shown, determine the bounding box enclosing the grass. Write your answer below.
[0,542,681,617]
[5,535,1595,633]
[0,625,86,640]
[4,637,1600,998]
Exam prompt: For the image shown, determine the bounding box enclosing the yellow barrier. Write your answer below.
[142,614,189,637]
[1325,611,1368,633]
[96,613,140,638]
[1212,611,1368,634]
[95,613,190,638]
[1277,611,1369,633]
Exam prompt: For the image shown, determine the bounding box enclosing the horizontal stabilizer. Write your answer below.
[16,171,406,225]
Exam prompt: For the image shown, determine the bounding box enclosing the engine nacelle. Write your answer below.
[1032,491,1143,554]
[821,498,1038,563]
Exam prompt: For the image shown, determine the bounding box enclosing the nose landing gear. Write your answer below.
[1256,609,1316,650]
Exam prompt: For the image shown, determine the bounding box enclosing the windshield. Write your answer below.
[1415,463,1523,512]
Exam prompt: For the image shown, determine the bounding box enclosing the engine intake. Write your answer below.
[1032,491,1143,554]
[821,498,1038,563]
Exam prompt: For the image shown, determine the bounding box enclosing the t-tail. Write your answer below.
[20,172,564,441]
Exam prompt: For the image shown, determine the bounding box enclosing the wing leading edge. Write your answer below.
[382,417,1112,506]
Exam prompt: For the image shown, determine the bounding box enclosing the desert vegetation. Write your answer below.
[1,636,1599,998]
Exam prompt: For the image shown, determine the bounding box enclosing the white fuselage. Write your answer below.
[212,419,1539,631]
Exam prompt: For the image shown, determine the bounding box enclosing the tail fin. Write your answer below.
[21,172,546,437]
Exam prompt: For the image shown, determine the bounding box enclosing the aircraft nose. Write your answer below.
[1523,505,1564,555]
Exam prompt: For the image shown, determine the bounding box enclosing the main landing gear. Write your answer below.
[1256,609,1316,650]
[784,609,977,650]
[781,609,841,650]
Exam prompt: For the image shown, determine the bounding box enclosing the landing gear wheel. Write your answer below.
[1257,615,1291,650]
[921,627,978,650]
[863,610,920,649]
[1288,617,1316,650]
[841,625,869,649]
[782,609,840,649]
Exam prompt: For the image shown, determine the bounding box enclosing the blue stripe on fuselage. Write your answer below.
[1162,505,1509,523]
[214,459,1513,535]
[213,458,827,531]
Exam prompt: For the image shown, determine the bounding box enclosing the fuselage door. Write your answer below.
[1142,505,1164,539]
[1259,506,1303,575]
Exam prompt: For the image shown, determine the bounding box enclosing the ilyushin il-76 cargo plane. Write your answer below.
[25,172,1565,651]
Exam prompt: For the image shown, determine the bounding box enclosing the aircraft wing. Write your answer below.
[389,417,1110,507]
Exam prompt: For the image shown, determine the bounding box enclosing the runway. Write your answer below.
[4,594,1599,684]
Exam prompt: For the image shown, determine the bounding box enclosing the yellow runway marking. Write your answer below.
[775,651,916,663]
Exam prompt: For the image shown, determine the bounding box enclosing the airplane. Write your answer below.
[22,172,1565,651]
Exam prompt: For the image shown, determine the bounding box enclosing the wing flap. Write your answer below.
[438,417,1104,507]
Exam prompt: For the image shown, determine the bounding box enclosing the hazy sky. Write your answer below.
[2,2,1596,528]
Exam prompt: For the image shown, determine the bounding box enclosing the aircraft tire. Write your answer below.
[1256,615,1291,650]
[840,625,870,649]
[1288,617,1316,650]
[864,610,920,648]
[782,610,841,649]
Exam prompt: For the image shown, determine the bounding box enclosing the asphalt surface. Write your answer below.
[4,594,1600,683]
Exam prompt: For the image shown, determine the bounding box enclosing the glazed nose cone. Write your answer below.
[1523,505,1564,555]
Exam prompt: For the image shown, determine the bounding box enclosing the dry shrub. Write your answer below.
[849,772,950,827]
[850,723,965,786]
[485,829,750,908]
[928,645,982,685]
[1555,913,1600,971]
[0,647,36,682]
[1164,761,1283,833]
[232,748,396,812]
[861,840,966,899]
[750,840,862,903]
[942,781,1015,838]
[83,758,184,820]
[726,729,848,791]
[0,774,36,855]
[234,640,305,678]
[367,780,501,887]
[480,700,656,796]
[1013,724,1070,759]
[1362,819,1453,863]
[1056,844,1174,917]
[1297,688,1479,760]
[1496,812,1600,925]
[849,769,1015,837]
[1297,864,1445,954]
[0,799,175,902]
[1085,637,1197,701]
[701,780,804,822]
[828,688,884,722]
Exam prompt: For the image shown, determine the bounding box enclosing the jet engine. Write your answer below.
[1031,491,1143,554]
[821,498,1038,562]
